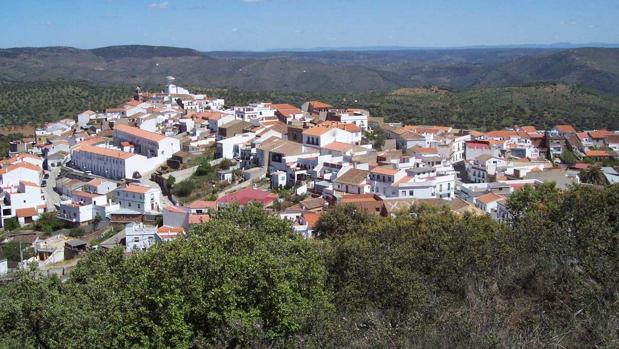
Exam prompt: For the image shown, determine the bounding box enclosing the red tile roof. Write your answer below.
[186,200,217,209]
[121,184,153,194]
[476,192,506,204]
[16,207,37,218]
[188,214,210,224]
[74,145,135,160]
[554,124,576,133]
[114,124,166,142]
[217,188,277,206]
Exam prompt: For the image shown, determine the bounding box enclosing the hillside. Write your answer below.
[0,80,132,126]
[0,80,617,130]
[1,45,619,94]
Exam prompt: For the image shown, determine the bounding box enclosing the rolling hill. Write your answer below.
[1,45,619,94]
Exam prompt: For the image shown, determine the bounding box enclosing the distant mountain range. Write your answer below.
[1,45,619,94]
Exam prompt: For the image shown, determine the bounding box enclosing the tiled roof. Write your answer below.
[586,150,611,157]
[74,145,135,160]
[16,207,37,218]
[475,192,506,204]
[188,214,210,224]
[554,124,576,133]
[322,141,354,152]
[217,188,277,206]
[371,166,400,176]
[335,168,369,185]
[114,124,166,142]
[121,184,153,194]
[302,126,332,137]
[186,200,217,209]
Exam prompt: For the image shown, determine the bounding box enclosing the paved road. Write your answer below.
[44,167,61,211]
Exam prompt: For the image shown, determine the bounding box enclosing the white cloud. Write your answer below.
[242,0,266,3]
[231,27,239,33]
[148,1,169,9]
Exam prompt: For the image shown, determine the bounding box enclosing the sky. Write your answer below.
[1,0,618,51]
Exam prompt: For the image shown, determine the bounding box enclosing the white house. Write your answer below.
[71,144,156,179]
[216,133,256,159]
[466,155,508,183]
[116,184,162,213]
[125,223,159,252]
[113,124,180,160]
[0,162,42,188]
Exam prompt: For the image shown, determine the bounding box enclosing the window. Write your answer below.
[137,204,141,209]
[409,190,414,196]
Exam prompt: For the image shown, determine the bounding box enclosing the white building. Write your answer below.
[0,162,42,188]
[234,103,276,122]
[113,124,180,159]
[116,184,162,213]
[0,181,46,227]
[368,166,455,200]
[125,223,159,252]
[71,144,156,180]
[216,133,256,159]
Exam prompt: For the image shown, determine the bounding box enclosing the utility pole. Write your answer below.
[19,240,23,263]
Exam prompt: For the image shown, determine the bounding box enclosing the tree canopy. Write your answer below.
[1,185,618,348]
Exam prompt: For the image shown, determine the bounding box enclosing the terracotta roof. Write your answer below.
[73,190,105,198]
[74,145,135,160]
[476,192,506,204]
[114,124,165,142]
[186,200,217,209]
[121,184,153,194]
[303,126,332,137]
[217,188,277,206]
[164,205,188,214]
[322,141,354,152]
[411,146,438,154]
[16,207,37,218]
[303,212,320,228]
[586,150,611,157]
[157,226,185,234]
[309,101,332,109]
[371,166,400,176]
[87,178,104,186]
[340,194,381,203]
[189,214,210,224]
[520,126,537,133]
[0,162,43,175]
[588,130,613,139]
[554,124,576,133]
[576,132,590,141]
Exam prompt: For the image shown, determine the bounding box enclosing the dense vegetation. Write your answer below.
[195,83,619,130]
[0,78,617,130]
[0,80,132,126]
[1,183,617,348]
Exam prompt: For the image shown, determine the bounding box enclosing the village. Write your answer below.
[1,78,618,277]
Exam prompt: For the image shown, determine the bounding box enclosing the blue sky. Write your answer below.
[1,0,617,51]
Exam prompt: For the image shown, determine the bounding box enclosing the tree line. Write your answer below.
[0,183,617,348]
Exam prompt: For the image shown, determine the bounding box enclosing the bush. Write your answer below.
[34,213,66,234]
[172,180,195,197]
[2,217,19,231]
[68,227,86,238]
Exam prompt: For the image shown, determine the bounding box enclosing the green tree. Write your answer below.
[165,175,176,190]
[3,217,19,231]
[314,204,376,239]
[579,166,608,185]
